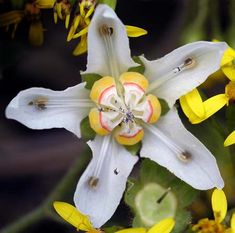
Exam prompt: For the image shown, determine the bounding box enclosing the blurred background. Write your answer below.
[0,0,234,232]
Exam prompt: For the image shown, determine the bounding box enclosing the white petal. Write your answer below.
[74,135,138,227]
[141,108,224,190]
[5,83,93,137]
[141,41,227,107]
[84,4,137,76]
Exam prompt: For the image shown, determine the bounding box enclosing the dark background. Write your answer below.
[0,0,231,232]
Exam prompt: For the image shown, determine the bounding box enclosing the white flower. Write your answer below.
[6,4,227,229]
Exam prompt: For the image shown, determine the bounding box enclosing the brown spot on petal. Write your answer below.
[88,176,99,188]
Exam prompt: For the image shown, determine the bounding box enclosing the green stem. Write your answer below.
[1,149,91,233]
[1,209,43,233]
[227,0,235,47]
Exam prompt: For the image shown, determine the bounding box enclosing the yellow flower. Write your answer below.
[115,218,175,233]
[53,201,175,233]
[66,0,148,56]
[0,0,54,45]
[53,0,72,29]
[192,189,235,233]
[53,201,103,233]
[179,45,235,146]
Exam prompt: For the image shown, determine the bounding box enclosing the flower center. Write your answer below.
[89,72,161,145]
[225,81,235,103]
[192,218,226,233]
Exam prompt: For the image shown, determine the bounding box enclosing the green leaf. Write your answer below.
[226,104,235,132]
[10,0,24,8]
[128,56,145,74]
[125,142,142,155]
[159,98,170,116]
[81,73,102,90]
[80,116,96,141]
[125,159,198,233]
[103,226,123,233]
[98,0,117,10]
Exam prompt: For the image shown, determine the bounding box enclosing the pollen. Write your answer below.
[192,218,226,233]
[225,81,235,103]
[178,151,192,162]
[88,176,99,188]
[28,97,48,110]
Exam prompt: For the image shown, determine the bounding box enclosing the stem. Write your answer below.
[1,209,43,233]
[1,149,91,233]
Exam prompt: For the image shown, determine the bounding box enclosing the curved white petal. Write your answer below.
[141,41,227,107]
[84,4,137,76]
[5,83,93,137]
[74,135,138,227]
[141,108,224,190]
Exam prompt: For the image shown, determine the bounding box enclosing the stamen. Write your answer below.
[88,176,99,187]
[27,97,94,109]
[147,57,196,93]
[144,124,191,162]
[99,24,124,96]
[179,151,192,162]
[28,97,48,110]
[87,135,111,188]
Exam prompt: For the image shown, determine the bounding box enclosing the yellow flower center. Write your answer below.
[225,81,235,103]
[89,72,161,145]
[192,218,226,233]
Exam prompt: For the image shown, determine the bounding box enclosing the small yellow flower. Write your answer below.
[53,0,72,29]
[115,218,175,233]
[53,201,174,233]
[180,45,235,146]
[192,189,235,233]
[0,0,54,45]
[53,201,103,233]
[66,0,148,56]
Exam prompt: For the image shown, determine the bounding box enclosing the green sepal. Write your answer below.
[98,0,117,10]
[81,73,102,90]
[128,56,145,74]
[125,142,142,155]
[159,98,170,116]
[80,116,96,141]
[103,226,123,233]
[125,159,198,233]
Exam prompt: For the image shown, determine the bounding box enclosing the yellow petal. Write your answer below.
[85,4,95,19]
[115,228,146,233]
[212,189,227,223]
[148,218,175,233]
[29,20,44,46]
[53,201,94,231]
[182,94,228,124]
[73,26,89,39]
[0,11,24,27]
[89,108,110,135]
[53,12,58,24]
[125,25,147,37]
[56,3,63,19]
[65,14,70,29]
[115,126,144,146]
[146,94,161,123]
[180,95,202,123]
[35,0,55,9]
[224,131,235,147]
[221,47,235,66]
[222,63,235,81]
[119,72,149,91]
[183,89,205,118]
[73,35,88,56]
[201,94,228,120]
[231,213,235,232]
